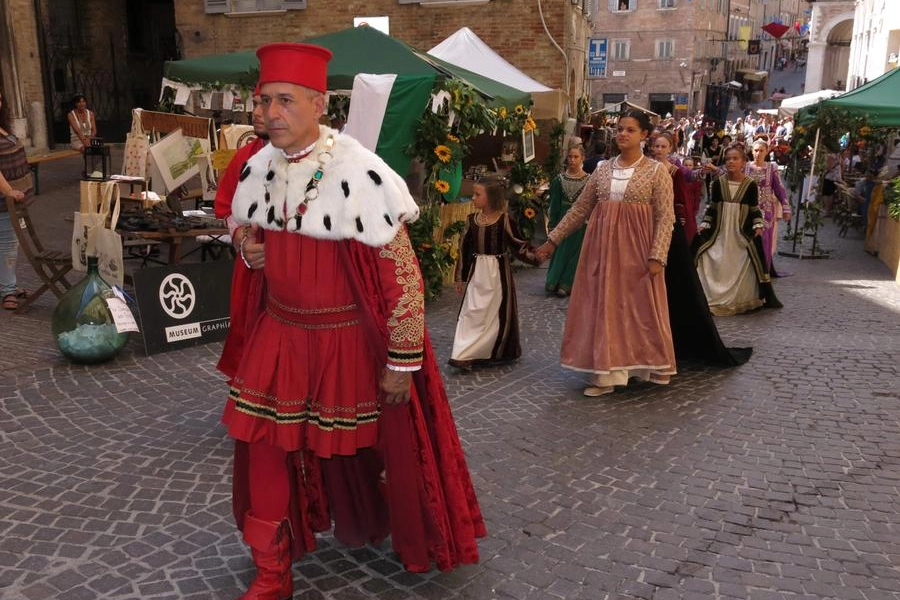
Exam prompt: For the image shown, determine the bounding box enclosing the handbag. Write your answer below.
[72,181,124,287]
[88,191,125,288]
[122,109,150,178]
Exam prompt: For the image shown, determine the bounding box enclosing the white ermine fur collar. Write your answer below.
[231,125,420,247]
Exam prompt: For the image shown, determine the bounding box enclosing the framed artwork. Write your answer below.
[148,128,201,191]
[522,128,536,164]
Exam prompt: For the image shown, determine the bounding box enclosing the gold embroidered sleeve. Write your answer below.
[377,225,424,371]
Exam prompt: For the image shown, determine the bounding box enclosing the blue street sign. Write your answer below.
[588,38,608,79]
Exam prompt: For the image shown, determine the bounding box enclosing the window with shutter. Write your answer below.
[658,0,674,8]
[205,0,228,13]
[610,0,634,11]
[655,39,674,59]
[612,39,630,60]
[282,0,307,8]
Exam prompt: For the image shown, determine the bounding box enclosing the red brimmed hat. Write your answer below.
[256,43,332,93]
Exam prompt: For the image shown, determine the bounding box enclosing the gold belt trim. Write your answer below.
[266,295,359,329]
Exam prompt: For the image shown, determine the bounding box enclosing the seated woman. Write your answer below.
[67,93,97,153]
[693,142,782,316]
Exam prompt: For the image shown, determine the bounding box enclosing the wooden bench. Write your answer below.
[27,149,82,195]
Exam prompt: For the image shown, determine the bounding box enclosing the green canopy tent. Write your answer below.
[819,67,900,127]
[163,26,531,174]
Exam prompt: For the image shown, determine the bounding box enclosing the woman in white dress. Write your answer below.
[693,143,782,316]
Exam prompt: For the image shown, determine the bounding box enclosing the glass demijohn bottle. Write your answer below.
[51,256,129,363]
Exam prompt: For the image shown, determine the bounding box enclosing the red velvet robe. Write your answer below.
[224,225,486,572]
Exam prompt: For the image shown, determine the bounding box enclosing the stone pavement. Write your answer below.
[2,157,900,600]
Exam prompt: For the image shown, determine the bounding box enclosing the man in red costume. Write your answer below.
[215,85,268,378]
[222,43,486,600]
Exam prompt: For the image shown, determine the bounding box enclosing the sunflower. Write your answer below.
[524,117,537,132]
[523,207,536,219]
[447,133,459,143]
[859,125,872,137]
[514,104,525,115]
[498,107,508,119]
[434,145,452,163]
[434,179,450,193]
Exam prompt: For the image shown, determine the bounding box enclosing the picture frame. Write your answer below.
[148,128,201,192]
[522,128,536,164]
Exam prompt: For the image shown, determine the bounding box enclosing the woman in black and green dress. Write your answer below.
[545,145,589,297]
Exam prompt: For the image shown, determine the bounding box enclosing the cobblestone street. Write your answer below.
[2,154,900,599]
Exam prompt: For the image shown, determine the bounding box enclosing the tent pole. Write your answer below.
[805,127,821,258]
[788,126,819,257]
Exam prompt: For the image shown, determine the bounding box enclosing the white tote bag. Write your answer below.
[72,181,115,271]
[87,187,125,288]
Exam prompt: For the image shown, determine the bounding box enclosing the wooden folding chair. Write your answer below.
[5,197,74,312]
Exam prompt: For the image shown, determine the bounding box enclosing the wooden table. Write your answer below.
[119,226,230,266]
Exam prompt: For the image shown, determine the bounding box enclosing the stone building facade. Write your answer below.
[847,0,900,89]
[587,0,802,118]
[805,0,854,93]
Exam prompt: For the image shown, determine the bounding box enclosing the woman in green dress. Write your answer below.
[545,145,590,297]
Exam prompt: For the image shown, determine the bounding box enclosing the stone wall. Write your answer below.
[0,0,45,144]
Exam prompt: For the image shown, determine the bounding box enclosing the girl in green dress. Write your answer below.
[545,145,590,297]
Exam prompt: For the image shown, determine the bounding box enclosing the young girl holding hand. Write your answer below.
[450,176,538,370]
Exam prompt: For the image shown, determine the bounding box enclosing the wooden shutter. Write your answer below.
[205,0,228,13]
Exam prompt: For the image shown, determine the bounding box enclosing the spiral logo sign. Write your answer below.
[159,274,196,319]
[133,261,232,355]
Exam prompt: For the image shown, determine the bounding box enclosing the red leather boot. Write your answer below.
[237,513,292,600]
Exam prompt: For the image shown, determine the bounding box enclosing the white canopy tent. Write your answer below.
[778,89,842,118]
[428,27,564,118]
[428,27,552,93]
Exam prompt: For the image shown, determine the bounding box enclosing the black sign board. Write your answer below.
[133,260,233,355]
[748,39,761,56]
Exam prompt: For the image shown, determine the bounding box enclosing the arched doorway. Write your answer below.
[824,19,852,90]
[804,4,854,94]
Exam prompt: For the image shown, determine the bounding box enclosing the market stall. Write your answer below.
[163,26,542,299]
[791,68,900,280]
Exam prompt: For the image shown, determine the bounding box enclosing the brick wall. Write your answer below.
[175,0,574,92]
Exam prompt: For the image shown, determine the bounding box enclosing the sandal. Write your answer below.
[2,294,18,310]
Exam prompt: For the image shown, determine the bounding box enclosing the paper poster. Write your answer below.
[148,128,201,191]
